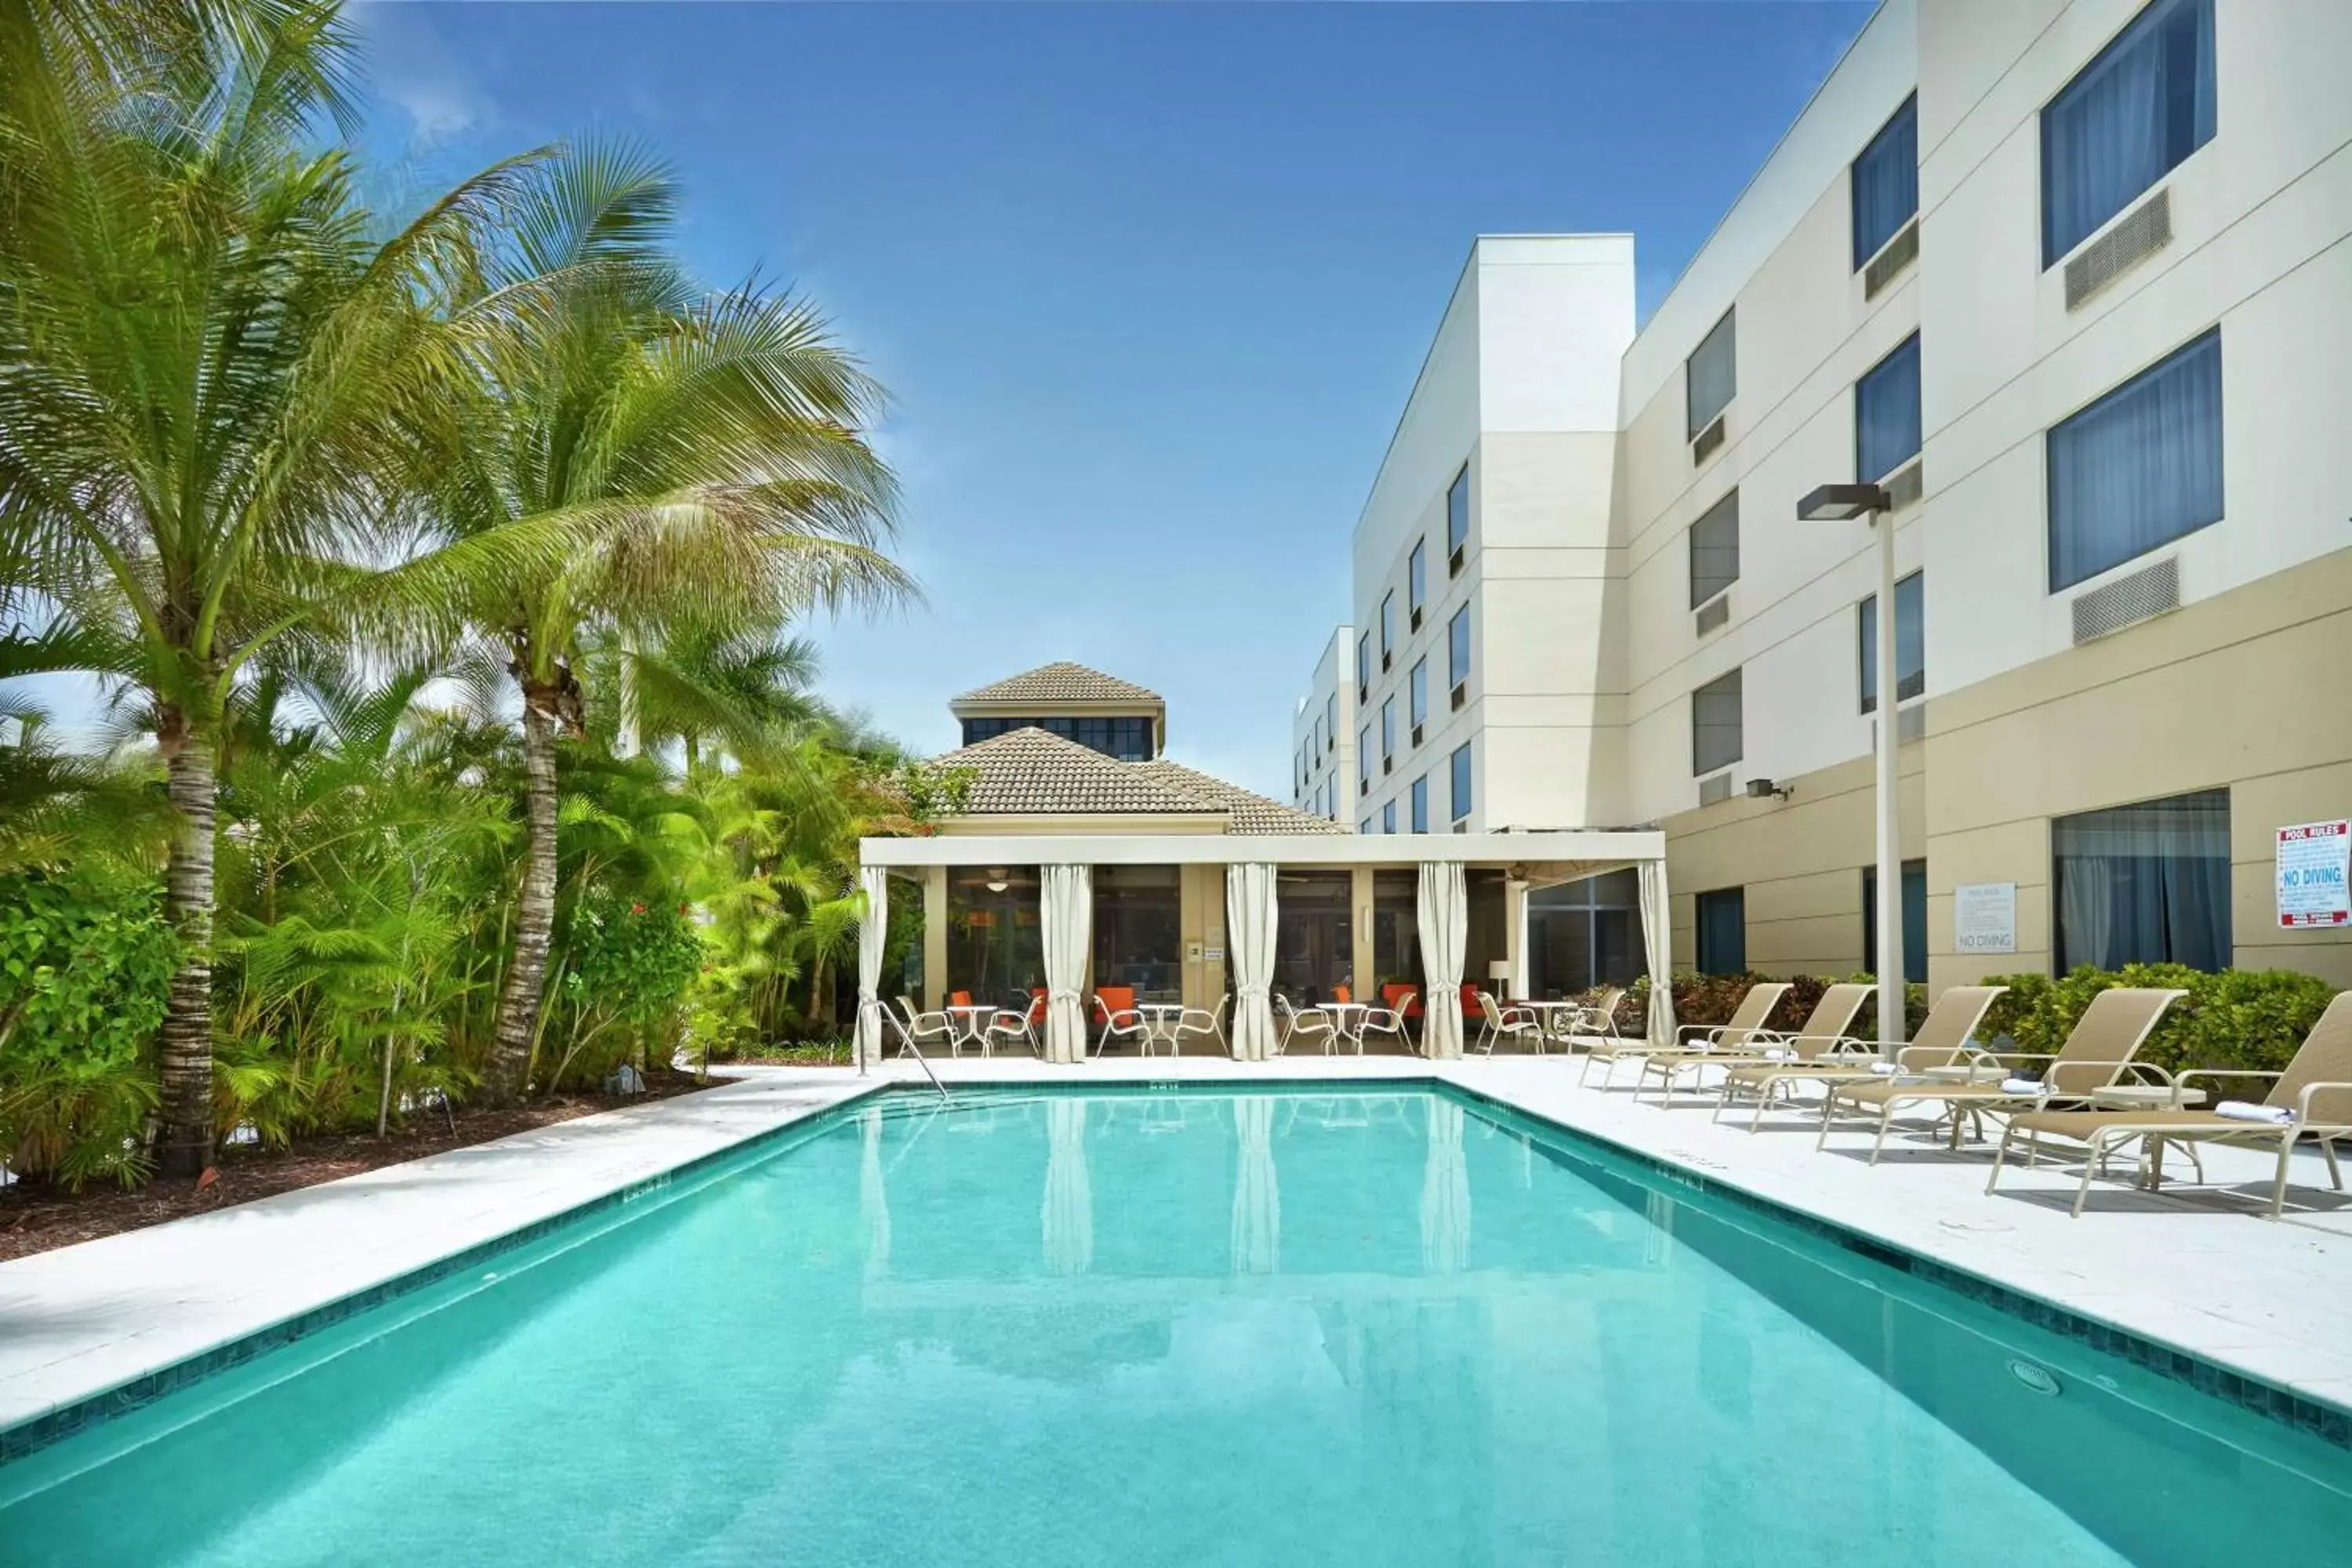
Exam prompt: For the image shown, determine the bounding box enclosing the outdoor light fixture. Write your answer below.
[1795,477,1903,1057]
[984,868,1009,893]
[1744,778,1791,801]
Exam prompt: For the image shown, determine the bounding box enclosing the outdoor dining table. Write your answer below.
[1132,1001,1187,1056]
[1324,1001,1374,1054]
[943,1004,995,1056]
[1508,999,1592,1042]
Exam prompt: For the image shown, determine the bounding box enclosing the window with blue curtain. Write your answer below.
[1410,775,1429,833]
[1695,888,1747,976]
[1446,466,1470,558]
[1410,658,1428,728]
[1858,571,1926,713]
[1856,333,1922,482]
[1450,743,1473,824]
[2041,0,2215,266]
[2053,789,2231,971]
[1852,94,1919,268]
[1863,859,1929,981]
[1447,606,1471,686]
[1686,308,1737,438]
[2047,328,2222,590]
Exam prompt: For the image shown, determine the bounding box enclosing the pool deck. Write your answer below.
[3,1052,2349,1454]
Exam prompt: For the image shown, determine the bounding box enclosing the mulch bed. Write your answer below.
[0,1074,713,1264]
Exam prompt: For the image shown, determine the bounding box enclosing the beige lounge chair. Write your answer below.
[1477,990,1546,1054]
[1579,981,1791,1090]
[1635,982,1873,1107]
[1987,990,2352,1218]
[1715,985,2009,1132]
[1816,985,2187,1164]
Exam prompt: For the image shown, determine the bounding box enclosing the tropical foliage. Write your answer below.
[0,0,927,1187]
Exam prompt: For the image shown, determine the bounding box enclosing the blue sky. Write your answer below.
[352,0,1871,796]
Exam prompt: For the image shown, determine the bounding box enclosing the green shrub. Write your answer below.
[1623,971,1926,1037]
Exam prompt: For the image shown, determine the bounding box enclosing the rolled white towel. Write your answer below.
[1762,1048,1797,1062]
[1869,1061,1903,1076]
[2215,1100,2293,1126]
[2001,1077,2045,1097]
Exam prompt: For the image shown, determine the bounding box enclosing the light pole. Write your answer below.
[1797,481,1903,1058]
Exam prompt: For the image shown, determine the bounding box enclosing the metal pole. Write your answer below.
[1873,505,1904,1058]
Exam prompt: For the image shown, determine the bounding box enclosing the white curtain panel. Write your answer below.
[1042,1097,1094,1276]
[855,864,889,1069]
[1416,861,1466,1059]
[1419,1096,1471,1274]
[1040,864,1092,1065]
[858,1105,891,1282]
[1639,858,1676,1047]
[1229,1095,1280,1275]
[1226,862,1279,1062]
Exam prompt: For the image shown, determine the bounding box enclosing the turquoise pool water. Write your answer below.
[2,1087,2346,1566]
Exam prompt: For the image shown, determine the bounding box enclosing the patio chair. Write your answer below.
[1363,987,1415,1046]
[896,996,955,1055]
[1175,994,1231,1055]
[1987,990,2352,1218]
[1475,990,1545,1055]
[986,991,1047,1057]
[1555,987,1625,1054]
[1092,989,1145,1057]
[1381,981,1424,1022]
[1635,982,1872,1106]
[1715,984,2008,1131]
[1577,982,1792,1090]
[1275,993,1337,1055]
[1817,985,2187,1165]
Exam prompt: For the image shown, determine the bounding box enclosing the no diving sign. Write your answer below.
[2276,820,2350,928]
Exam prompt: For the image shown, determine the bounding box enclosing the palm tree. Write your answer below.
[391,143,910,1101]
[0,0,528,1173]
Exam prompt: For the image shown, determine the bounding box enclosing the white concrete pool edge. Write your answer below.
[0,1073,882,1439]
[2,1053,2347,1450]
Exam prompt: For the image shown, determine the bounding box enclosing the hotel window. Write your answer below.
[1856,332,1922,483]
[2047,328,2222,591]
[1852,93,1918,268]
[1408,539,1427,626]
[1410,774,1429,833]
[1695,887,1747,976]
[1380,696,1396,768]
[2042,0,2215,267]
[1381,799,1397,835]
[1324,691,1336,748]
[2053,788,2231,971]
[1862,859,1929,980]
[1449,743,1472,825]
[1356,632,1370,698]
[1357,725,1371,793]
[1688,489,1739,608]
[1379,590,1395,668]
[1359,816,1372,835]
[1446,465,1470,568]
[1686,307,1736,439]
[1528,870,1643,997]
[1409,658,1428,732]
[1857,571,1926,714]
[1447,606,1471,688]
[1690,667,1743,778]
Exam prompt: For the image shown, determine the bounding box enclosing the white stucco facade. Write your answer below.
[1289,626,1354,826]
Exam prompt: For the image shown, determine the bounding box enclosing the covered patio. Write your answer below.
[853,831,1672,1065]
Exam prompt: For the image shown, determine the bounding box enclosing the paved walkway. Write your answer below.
[4,1051,2347,1451]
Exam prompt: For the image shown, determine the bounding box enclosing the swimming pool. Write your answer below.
[0,1085,2344,1565]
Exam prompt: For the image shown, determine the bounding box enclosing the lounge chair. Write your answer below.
[1635,982,1873,1106]
[1817,985,2187,1164]
[1987,990,2352,1218]
[1714,984,2007,1131]
[1476,990,1545,1054]
[1578,981,1792,1090]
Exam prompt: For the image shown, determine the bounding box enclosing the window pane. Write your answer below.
[1357,726,1371,786]
[1410,775,1429,833]
[1448,607,1471,685]
[1380,696,1396,758]
[2047,328,2223,590]
[1686,308,1737,437]
[1381,800,1396,834]
[1857,333,1922,482]
[1379,591,1394,655]
[1689,489,1740,608]
[1450,743,1472,822]
[1695,887,1746,976]
[1862,858,1929,979]
[1858,571,1926,713]
[1853,95,1919,267]
[1356,633,1370,691]
[1447,466,1469,555]
[1409,540,1426,611]
[1324,692,1336,741]
[1691,667,1744,776]
[1410,659,1427,727]
[1092,865,1181,1001]
[2041,0,2216,265]
[2053,788,2231,971]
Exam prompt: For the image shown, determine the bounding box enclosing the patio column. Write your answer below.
[1040,864,1093,1064]
[1416,861,1468,1059]
[1638,858,1676,1047]
[1349,866,1375,1003]
[1225,862,1279,1061]
[1504,877,1529,1000]
[920,866,947,1011]
[855,863,888,1070]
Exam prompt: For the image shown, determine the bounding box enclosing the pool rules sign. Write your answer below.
[2276,820,2351,928]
